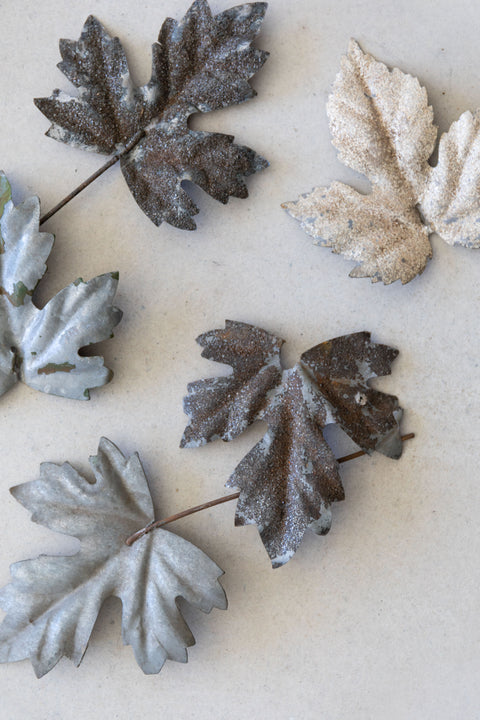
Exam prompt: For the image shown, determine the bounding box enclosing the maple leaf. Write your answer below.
[181,320,284,447]
[0,438,227,677]
[182,322,402,567]
[0,173,121,401]
[34,1,269,230]
[283,40,480,284]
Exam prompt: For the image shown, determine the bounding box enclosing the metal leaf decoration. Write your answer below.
[283,40,480,284]
[0,173,121,401]
[181,321,403,567]
[34,0,269,230]
[181,320,284,447]
[0,438,227,677]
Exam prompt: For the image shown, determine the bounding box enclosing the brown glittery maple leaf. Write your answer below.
[181,321,403,567]
[34,1,268,229]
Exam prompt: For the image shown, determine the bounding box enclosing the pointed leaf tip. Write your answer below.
[347,37,363,57]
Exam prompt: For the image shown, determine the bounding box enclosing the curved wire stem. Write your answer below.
[125,432,415,546]
[39,129,145,226]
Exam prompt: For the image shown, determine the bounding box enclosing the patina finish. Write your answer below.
[182,321,403,567]
[35,1,269,229]
[0,439,226,677]
[0,174,121,401]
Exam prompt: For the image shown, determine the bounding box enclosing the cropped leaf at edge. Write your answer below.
[34,0,269,230]
[182,322,403,567]
[0,173,121,401]
[283,40,480,284]
[299,331,402,457]
[0,438,226,677]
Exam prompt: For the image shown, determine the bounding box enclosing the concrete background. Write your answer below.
[0,0,478,717]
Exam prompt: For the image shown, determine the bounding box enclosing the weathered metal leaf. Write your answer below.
[0,173,121,401]
[227,366,344,568]
[326,40,436,198]
[34,1,269,230]
[182,322,403,566]
[21,274,121,399]
[181,320,284,447]
[420,110,480,246]
[0,438,226,677]
[283,40,480,284]
[300,331,402,458]
[283,182,432,285]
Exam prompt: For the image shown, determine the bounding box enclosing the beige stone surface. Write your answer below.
[0,0,479,717]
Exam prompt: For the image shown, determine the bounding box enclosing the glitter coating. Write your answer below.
[34,1,269,229]
[283,40,480,284]
[182,321,403,566]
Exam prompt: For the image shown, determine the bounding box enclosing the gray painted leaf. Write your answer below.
[0,174,121,401]
[300,331,402,458]
[284,40,480,283]
[0,438,226,677]
[34,1,269,229]
[182,323,403,566]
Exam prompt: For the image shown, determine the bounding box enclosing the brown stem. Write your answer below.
[39,129,145,226]
[125,432,415,546]
[125,492,241,546]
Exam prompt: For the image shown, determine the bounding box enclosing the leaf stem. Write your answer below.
[125,432,415,546]
[39,129,145,226]
[126,492,242,546]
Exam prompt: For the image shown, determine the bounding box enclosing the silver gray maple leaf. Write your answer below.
[283,40,480,284]
[181,321,403,567]
[0,173,121,400]
[0,438,227,677]
[34,0,268,230]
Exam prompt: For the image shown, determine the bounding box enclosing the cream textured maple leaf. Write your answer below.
[283,40,480,284]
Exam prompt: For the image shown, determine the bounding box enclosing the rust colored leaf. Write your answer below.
[181,320,284,447]
[300,332,402,457]
[182,322,403,567]
[227,366,343,567]
[35,1,269,229]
